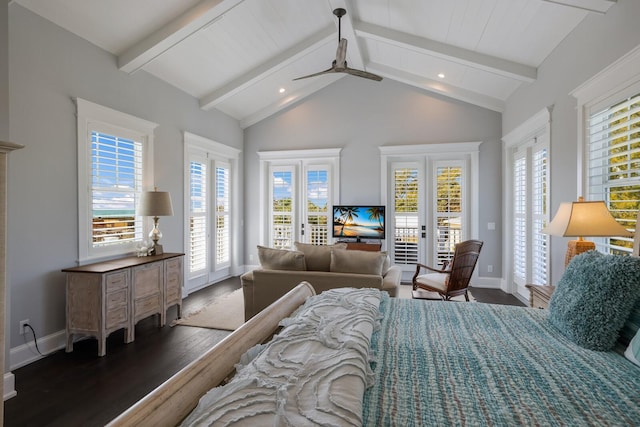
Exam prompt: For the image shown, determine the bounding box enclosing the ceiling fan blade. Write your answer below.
[293,66,337,81]
[345,67,383,81]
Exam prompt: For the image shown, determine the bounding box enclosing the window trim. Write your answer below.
[76,98,157,263]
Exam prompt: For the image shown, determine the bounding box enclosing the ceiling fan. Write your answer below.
[293,8,382,82]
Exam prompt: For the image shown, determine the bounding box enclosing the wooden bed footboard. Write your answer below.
[107,282,316,427]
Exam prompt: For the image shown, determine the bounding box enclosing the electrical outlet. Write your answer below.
[487,265,493,273]
[19,319,30,335]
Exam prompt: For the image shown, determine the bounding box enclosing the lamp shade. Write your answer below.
[138,191,174,217]
[541,200,632,237]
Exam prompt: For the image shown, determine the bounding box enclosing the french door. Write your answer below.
[184,133,239,294]
[268,163,332,248]
[390,160,466,274]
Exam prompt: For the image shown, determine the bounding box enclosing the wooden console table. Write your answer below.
[62,253,184,356]
[525,284,555,309]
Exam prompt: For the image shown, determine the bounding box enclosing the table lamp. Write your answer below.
[541,197,633,266]
[138,188,174,255]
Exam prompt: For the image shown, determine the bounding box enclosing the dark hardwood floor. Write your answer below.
[4,276,240,427]
[4,279,523,426]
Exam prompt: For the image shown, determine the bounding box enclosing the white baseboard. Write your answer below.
[10,329,67,371]
[4,372,16,401]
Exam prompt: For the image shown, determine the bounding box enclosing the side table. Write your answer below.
[525,284,556,309]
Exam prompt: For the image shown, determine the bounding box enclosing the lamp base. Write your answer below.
[565,239,595,266]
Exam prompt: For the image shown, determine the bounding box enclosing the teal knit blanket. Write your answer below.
[363,294,640,426]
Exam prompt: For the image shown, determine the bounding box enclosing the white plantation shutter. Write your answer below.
[434,163,463,266]
[532,146,548,284]
[189,158,208,276]
[513,153,527,286]
[215,161,231,268]
[393,166,419,265]
[587,92,640,254]
[91,131,143,247]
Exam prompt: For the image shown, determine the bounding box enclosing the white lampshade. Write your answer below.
[138,191,174,217]
[541,200,632,237]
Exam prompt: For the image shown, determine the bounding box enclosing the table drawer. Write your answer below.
[106,305,128,328]
[106,271,128,292]
[135,293,161,318]
[106,289,127,309]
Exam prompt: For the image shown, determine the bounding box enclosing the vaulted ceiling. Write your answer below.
[14,0,616,128]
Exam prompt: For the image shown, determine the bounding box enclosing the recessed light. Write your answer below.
[438,73,445,79]
[279,88,286,93]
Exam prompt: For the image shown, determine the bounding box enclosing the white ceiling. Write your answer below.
[13,0,616,128]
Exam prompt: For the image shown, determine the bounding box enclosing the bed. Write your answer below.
[107,254,640,426]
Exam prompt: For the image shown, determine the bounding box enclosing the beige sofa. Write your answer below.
[241,243,401,320]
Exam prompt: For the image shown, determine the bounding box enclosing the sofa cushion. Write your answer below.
[257,246,306,271]
[330,248,386,275]
[294,242,347,271]
[548,250,640,351]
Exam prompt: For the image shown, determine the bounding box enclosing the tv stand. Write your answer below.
[344,242,381,252]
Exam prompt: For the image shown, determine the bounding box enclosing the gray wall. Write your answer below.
[503,0,640,283]
[244,77,503,278]
[0,0,7,140]
[6,4,242,361]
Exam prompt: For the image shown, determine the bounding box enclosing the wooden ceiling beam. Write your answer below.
[355,22,537,84]
[118,0,244,74]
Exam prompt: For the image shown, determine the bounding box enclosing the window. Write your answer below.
[586,92,640,253]
[215,161,231,267]
[511,139,549,289]
[392,165,420,266]
[259,149,340,249]
[503,108,550,295]
[305,168,330,245]
[269,166,295,249]
[434,163,463,265]
[189,156,208,276]
[77,98,157,261]
[573,45,640,256]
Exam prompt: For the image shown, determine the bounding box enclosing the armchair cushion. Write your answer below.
[330,248,386,275]
[414,272,449,292]
[293,242,347,271]
[548,250,640,351]
[257,245,306,271]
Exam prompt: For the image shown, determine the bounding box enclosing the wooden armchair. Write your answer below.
[412,239,483,301]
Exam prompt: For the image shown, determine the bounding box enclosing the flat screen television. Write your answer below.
[332,205,385,241]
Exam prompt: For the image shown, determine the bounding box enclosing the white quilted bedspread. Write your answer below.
[181,287,382,427]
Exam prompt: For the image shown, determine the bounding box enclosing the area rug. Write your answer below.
[173,288,244,331]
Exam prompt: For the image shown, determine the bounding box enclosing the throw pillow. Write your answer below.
[257,246,306,271]
[625,329,640,367]
[293,242,347,271]
[329,248,386,275]
[548,251,640,351]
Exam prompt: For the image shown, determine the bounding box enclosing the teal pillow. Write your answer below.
[548,251,640,351]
